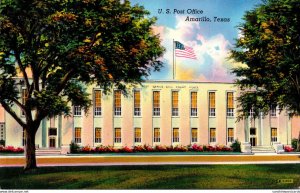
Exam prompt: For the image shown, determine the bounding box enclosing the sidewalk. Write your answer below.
[1,154,300,167]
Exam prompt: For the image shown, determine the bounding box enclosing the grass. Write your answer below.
[0,164,299,189]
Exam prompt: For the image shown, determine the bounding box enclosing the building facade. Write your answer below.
[0,80,299,151]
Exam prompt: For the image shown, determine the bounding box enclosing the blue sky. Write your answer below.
[130,0,262,82]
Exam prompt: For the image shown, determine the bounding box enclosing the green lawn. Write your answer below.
[0,164,299,189]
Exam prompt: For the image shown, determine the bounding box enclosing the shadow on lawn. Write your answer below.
[0,165,207,178]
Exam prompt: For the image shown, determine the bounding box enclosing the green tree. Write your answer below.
[230,0,300,119]
[0,0,164,171]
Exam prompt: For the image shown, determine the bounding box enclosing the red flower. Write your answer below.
[207,145,216,152]
[155,145,167,152]
[121,146,133,153]
[143,144,154,152]
[133,145,145,152]
[0,146,24,153]
[191,144,203,152]
[284,146,294,152]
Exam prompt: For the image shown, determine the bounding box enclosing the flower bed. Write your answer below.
[0,146,24,153]
[284,145,294,152]
[73,144,234,154]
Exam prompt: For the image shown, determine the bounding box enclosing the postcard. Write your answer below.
[0,0,299,191]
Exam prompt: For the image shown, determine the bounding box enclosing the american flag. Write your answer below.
[175,41,197,60]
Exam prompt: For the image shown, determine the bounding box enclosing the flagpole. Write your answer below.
[173,39,175,80]
[174,41,176,80]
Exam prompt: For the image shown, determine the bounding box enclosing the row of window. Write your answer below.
[16,126,277,146]
[73,90,236,117]
[73,127,235,144]
[248,105,278,117]
[20,88,278,118]
[0,123,5,141]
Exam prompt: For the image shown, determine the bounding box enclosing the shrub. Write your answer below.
[120,146,133,153]
[173,145,188,152]
[230,139,241,152]
[70,141,80,153]
[143,144,154,152]
[155,145,168,152]
[68,143,239,154]
[207,145,216,152]
[166,146,173,152]
[222,146,232,152]
[81,145,92,153]
[133,145,145,152]
[291,138,298,151]
[0,146,24,153]
[216,145,222,151]
[190,144,203,152]
[94,145,108,153]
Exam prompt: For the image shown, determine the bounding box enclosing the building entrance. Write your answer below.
[48,128,57,148]
[250,128,257,146]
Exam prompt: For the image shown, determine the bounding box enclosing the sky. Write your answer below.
[130,0,262,82]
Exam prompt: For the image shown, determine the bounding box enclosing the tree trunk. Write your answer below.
[24,128,37,171]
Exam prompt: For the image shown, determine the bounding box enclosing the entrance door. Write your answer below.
[250,128,257,146]
[49,137,56,148]
[48,128,57,148]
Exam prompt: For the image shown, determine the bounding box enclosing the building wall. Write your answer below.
[292,116,300,141]
[0,80,296,148]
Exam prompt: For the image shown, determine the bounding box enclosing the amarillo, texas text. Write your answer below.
[157,9,230,22]
[185,16,230,22]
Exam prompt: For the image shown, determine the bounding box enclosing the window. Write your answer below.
[173,128,179,143]
[75,127,81,143]
[191,92,197,116]
[95,127,101,143]
[227,92,234,117]
[114,128,121,143]
[134,90,141,116]
[48,128,57,136]
[114,90,122,116]
[209,92,216,117]
[73,106,82,116]
[0,123,5,141]
[271,128,277,142]
[134,127,141,143]
[153,91,160,116]
[250,128,256,135]
[153,128,160,142]
[172,91,179,116]
[21,88,28,116]
[210,128,216,143]
[191,128,197,143]
[228,128,234,143]
[94,90,102,116]
[271,105,276,117]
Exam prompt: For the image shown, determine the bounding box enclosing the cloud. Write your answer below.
[152,16,239,82]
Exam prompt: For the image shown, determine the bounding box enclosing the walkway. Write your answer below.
[1,154,300,167]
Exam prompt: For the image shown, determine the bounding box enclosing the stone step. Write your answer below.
[36,148,61,156]
[252,149,275,152]
[251,146,276,153]
[252,148,275,150]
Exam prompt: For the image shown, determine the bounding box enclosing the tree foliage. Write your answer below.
[0,0,164,170]
[230,0,300,119]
